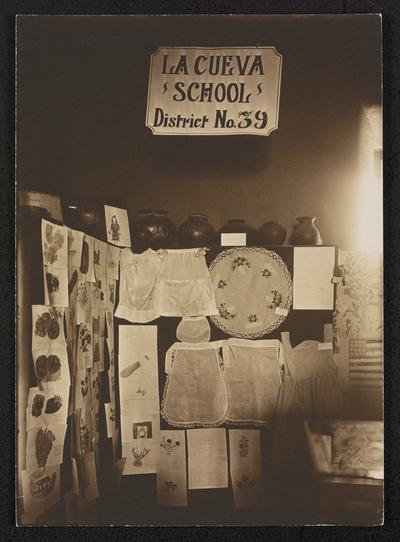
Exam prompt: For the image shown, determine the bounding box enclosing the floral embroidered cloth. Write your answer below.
[209,247,292,338]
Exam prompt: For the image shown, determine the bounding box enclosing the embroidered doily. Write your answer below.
[209,247,292,338]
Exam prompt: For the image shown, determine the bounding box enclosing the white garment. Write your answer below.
[115,249,160,323]
[155,248,218,318]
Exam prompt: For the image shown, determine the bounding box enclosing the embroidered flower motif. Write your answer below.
[267,290,282,310]
[236,474,256,492]
[164,480,177,493]
[231,257,251,271]
[217,279,227,289]
[239,435,249,457]
[161,436,180,455]
[262,267,272,278]
[218,303,236,320]
[248,314,258,323]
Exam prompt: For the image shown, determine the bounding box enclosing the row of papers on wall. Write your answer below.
[21,219,124,523]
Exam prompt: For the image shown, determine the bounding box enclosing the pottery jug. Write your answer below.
[258,221,287,246]
[133,209,177,251]
[178,213,215,248]
[291,217,323,245]
[217,219,259,245]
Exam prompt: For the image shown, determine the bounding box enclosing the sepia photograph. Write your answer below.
[15,13,384,526]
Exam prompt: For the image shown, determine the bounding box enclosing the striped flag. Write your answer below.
[349,338,383,389]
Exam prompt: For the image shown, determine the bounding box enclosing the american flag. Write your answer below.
[349,338,383,387]
[349,338,383,415]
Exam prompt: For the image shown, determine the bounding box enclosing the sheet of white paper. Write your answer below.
[32,343,70,389]
[32,305,66,351]
[94,238,107,268]
[104,205,131,247]
[157,430,187,507]
[220,232,247,246]
[293,246,335,310]
[229,429,264,508]
[77,322,93,371]
[26,383,69,431]
[43,265,69,307]
[42,220,68,269]
[187,428,228,489]
[21,464,60,523]
[106,243,120,281]
[119,325,160,475]
[26,423,68,472]
[68,228,84,271]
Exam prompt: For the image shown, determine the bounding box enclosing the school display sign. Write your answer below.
[146,47,282,136]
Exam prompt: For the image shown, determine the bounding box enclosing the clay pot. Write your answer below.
[291,216,323,245]
[178,214,215,248]
[217,219,259,245]
[258,221,287,246]
[133,209,177,251]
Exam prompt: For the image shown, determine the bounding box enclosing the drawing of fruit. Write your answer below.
[47,319,60,340]
[47,355,61,379]
[45,395,63,414]
[46,272,60,294]
[32,394,45,417]
[30,471,57,498]
[35,428,56,468]
[35,355,48,382]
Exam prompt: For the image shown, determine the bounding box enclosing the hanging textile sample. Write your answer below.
[209,247,292,338]
[222,339,283,425]
[161,341,228,427]
[115,248,161,323]
[155,248,218,318]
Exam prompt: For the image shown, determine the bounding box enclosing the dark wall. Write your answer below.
[16,15,381,249]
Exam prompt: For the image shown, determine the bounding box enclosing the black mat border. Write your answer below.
[1,0,399,540]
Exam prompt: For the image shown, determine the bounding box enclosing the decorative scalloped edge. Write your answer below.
[209,247,293,338]
[160,346,229,428]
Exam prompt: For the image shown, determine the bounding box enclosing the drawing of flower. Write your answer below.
[236,474,256,492]
[160,436,180,455]
[217,279,227,289]
[163,480,177,493]
[262,267,272,278]
[248,314,258,323]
